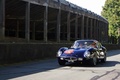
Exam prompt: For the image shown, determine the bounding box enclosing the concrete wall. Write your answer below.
[0,43,119,64]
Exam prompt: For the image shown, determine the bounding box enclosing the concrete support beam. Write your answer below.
[102,23,104,42]
[67,12,70,41]
[93,19,96,39]
[86,17,89,39]
[100,23,103,42]
[57,2,61,42]
[98,21,100,41]
[90,18,93,39]
[16,20,19,38]
[99,21,101,41]
[95,20,98,40]
[75,14,78,39]
[96,20,99,40]
[81,15,84,39]
[78,16,82,39]
[44,0,48,42]
[101,22,103,41]
[105,23,108,42]
[106,23,109,42]
[0,0,5,39]
[98,21,101,41]
[25,2,30,42]
[100,22,102,42]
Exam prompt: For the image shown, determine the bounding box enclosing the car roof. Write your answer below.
[75,40,98,43]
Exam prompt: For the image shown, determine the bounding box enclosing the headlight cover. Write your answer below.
[57,51,62,57]
[84,51,91,58]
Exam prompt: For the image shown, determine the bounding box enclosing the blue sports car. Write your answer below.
[57,40,107,66]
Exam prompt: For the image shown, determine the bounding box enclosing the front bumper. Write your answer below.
[59,56,83,62]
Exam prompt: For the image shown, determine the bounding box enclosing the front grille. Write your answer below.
[65,57,77,61]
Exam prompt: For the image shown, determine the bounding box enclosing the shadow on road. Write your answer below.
[0,59,60,80]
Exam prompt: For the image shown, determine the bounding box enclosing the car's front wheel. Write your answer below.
[90,56,97,66]
[101,53,106,63]
[58,58,66,66]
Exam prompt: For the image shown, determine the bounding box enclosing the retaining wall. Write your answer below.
[0,43,119,64]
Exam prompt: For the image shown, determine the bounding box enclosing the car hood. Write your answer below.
[61,48,89,58]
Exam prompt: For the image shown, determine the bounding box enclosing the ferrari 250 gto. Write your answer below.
[57,40,107,66]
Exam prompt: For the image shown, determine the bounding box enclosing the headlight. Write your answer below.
[84,51,90,58]
[57,51,62,56]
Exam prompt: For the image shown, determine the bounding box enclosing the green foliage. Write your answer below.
[101,0,120,44]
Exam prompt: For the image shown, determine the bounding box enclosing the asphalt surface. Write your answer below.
[0,50,120,80]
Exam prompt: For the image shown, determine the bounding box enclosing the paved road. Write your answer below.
[0,50,120,80]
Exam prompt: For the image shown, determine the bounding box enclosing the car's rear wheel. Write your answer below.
[58,58,66,66]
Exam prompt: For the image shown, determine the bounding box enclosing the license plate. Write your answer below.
[68,60,74,62]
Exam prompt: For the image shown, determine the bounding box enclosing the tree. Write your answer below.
[101,0,120,44]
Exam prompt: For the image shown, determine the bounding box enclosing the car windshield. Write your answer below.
[71,40,96,48]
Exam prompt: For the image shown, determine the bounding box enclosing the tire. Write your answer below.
[82,58,87,65]
[101,54,106,63]
[90,56,97,66]
[58,58,66,66]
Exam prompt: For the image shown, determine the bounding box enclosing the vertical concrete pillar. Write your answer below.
[106,23,109,42]
[92,19,94,39]
[96,20,98,40]
[98,21,100,41]
[90,18,93,39]
[96,20,99,40]
[94,19,96,39]
[81,15,84,39]
[101,23,103,42]
[100,22,102,42]
[44,0,48,42]
[95,20,98,40]
[67,12,70,41]
[16,20,19,38]
[105,23,108,42]
[99,21,101,41]
[0,0,5,39]
[103,23,105,42]
[57,2,61,42]
[86,17,89,39]
[101,22,103,41]
[25,2,30,42]
[79,16,82,39]
[75,14,78,39]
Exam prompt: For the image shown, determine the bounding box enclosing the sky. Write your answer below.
[66,0,106,15]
